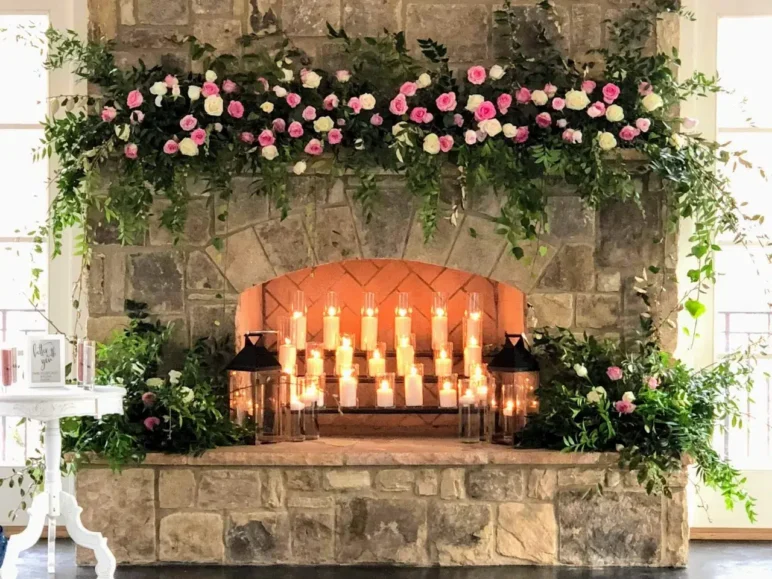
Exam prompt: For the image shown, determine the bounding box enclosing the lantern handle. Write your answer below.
[244,331,278,346]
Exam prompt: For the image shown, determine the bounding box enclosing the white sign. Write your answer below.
[26,335,66,387]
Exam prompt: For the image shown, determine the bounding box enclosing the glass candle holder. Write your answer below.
[1,347,15,388]
[394,292,412,349]
[501,399,516,444]
[335,334,355,375]
[368,342,387,377]
[291,290,307,350]
[300,377,320,440]
[305,343,324,377]
[439,374,458,408]
[458,380,480,444]
[376,373,396,408]
[286,395,305,442]
[396,333,415,377]
[306,375,326,408]
[434,342,453,377]
[323,291,340,350]
[278,317,298,370]
[464,333,482,377]
[431,292,448,350]
[360,292,379,351]
[82,339,96,390]
[464,292,483,346]
[404,363,424,407]
[338,366,359,408]
[259,372,291,443]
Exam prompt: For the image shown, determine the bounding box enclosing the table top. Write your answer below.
[0,385,126,402]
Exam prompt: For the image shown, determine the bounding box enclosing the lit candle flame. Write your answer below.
[469,312,481,321]
[283,366,294,375]
[284,337,291,345]
[435,307,445,317]
[443,380,453,391]
[342,336,351,348]
[400,335,410,347]
[410,365,418,376]
[366,307,375,317]
[327,306,337,316]
[505,400,515,411]
[311,349,321,359]
[439,349,447,359]
[379,379,391,391]
[398,308,408,317]
[306,385,318,396]
[372,349,381,360]
[465,389,473,397]
[469,336,478,347]
[342,367,354,378]
[293,310,303,319]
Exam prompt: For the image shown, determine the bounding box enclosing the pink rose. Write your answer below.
[302,106,317,121]
[124,143,138,159]
[439,135,454,153]
[636,118,651,133]
[552,98,566,111]
[587,101,606,118]
[556,119,567,128]
[400,82,418,96]
[258,129,275,147]
[336,70,351,82]
[163,139,179,154]
[638,81,653,96]
[190,128,207,146]
[424,112,434,123]
[535,112,552,128]
[130,110,144,124]
[240,132,255,144]
[286,93,302,108]
[410,107,428,123]
[602,83,621,104]
[257,77,269,91]
[347,97,362,114]
[453,113,464,127]
[127,89,144,109]
[473,101,496,122]
[370,113,383,126]
[614,400,636,415]
[496,93,512,114]
[562,129,576,143]
[682,117,699,131]
[180,114,198,131]
[467,65,487,85]
[222,79,237,94]
[141,392,156,406]
[101,106,117,122]
[647,376,659,390]
[202,82,220,98]
[164,75,178,88]
[327,128,343,145]
[619,125,640,141]
[227,101,244,118]
[288,121,304,138]
[606,366,623,381]
[389,94,408,115]
[304,138,324,156]
[436,92,457,112]
[144,416,161,431]
[544,83,558,98]
[515,87,531,104]
[323,94,339,111]
[272,118,286,133]
[514,126,529,144]
[582,80,597,94]
[464,130,477,145]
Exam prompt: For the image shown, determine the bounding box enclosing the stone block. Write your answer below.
[440,468,466,500]
[538,245,595,291]
[428,501,494,565]
[255,216,314,275]
[88,0,117,39]
[119,26,183,50]
[186,251,225,290]
[527,469,557,501]
[376,469,415,492]
[446,215,506,278]
[193,0,233,14]
[527,293,573,328]
[198,470,262,509]
[558,468,605,487]
[262,469,286,508]
[285,469,322,491]
[119,0,135,25]
[597,193,662,268]
[159,469,196,509]
[575,294,621,329]
[309,206,362,264]
[491,240,558,294]
[207,228,275,292]
[188,302,236,341]
[193,18,243,53]
[352,185,411,259]
[571,4,603,61]
[215,179,271,233]
[127,251,184,313]
[287,496,335,509]
[497,502,558,564]
[663,490,688,567]
[336,497,428,564]
[149,198,211,246]
[403,214,458,267]
[160,512,224,563]
[558,490,662,566]
[406,4,489,62]
[290,510,335,564]
[466,468,525,501]
[226,510,291,563]
[282,0,340,35]
[343,0,401,36]
[88,250,125,314]
[597,270,622,292]
[546,196,595,240]
[324,469,371,491]
[87,316,130,344]
[137,0,188,24]
[75,468,156,565]
[416,469,439,496]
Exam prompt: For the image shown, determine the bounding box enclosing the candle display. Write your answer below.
[464,335,482,376]
[338,367,358,407]
[278,317,297,369]
[360,292,379,351]
[439,375,458,408]
[459,388,476,407]
[368,343,387,376]
[291,290,307,349]
[336,334,354,375]
[394,292,412,348]
[301,382,319,408]
[323,291,340,350]
[434,342,453,377]
[503,400,515,417]
[464,292,483,346]
[471,364,489,404]
[307,376,326,407]
[376,373,395,408]
[306,344,324,377]
[431,292,448,350]
[396,334,415,376]
[404,363,424,407]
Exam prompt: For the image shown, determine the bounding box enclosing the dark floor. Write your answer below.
[12,540,772,578]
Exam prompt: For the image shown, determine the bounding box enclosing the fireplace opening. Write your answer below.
[233,259,526,437]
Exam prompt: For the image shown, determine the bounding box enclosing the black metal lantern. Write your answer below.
[225,332,283,443]
[487,333,540,444]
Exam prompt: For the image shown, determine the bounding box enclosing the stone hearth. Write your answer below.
[75,438,688,568]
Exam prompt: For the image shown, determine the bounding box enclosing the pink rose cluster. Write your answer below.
[614,400,636,415]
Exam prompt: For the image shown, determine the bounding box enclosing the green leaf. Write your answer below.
[685,299,707,319]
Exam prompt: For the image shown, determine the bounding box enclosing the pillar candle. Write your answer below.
[396,337,414,377]
[459,389,476,407]
[339,371,358,407]
[301,385,319,408]
[376,379,394,408]
[465,313,482,343]
[368,350,386,377]
[290,397,305,412]
[278,340,296,370]
[404,367,423,407]
[503,400,515,417]
[1,349,13,387]
[431,311,448,351]
[306,349,324,377]
[464,338,482,377]
[361,312,378,351]
[292,311,307,349]
[336,336,354,374]
[394,312,411,345]
[439,379,457,408]
[435,349,452,377]
[323,308,340,350]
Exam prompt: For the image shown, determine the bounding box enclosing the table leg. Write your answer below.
[47,516,56,574]
[60,492,116,579]
[0,492,48,579]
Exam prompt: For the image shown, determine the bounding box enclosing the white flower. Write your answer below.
[205,70,217,83]
[572,130,583,144]
[114,124,130,142]
[556,118,568,128]
[171,85,181,98]
[615,444,625,452]
[359,93,376,110]
[281,68,294,82]
[416,73,432,88]
[682,117,699,131]
[503,123,517,138]
[531,90,548,106]
[642,93,664,112]
[168,370,182,385]
[489,64,506,80]
[261,145,279,160]
[574,364,588,378]
[293,161,307,175]
[146,377,164,388]
[670,133,686,149]
[392,122,410,143]
[313,116,334,132]
[606,104,625,122]
[355,138,365,150]
[302,70,321,89]
[586,387,607,405]
[214,123,223,132]
[423,133,441,155]
[150,81,168,97]
[465,94,484,112]
[622,391,636,403]
[598,131,618,151]
[204,95,223,116]
[188,85,202,101]
[273,86,288,98]
[565,89,590,111]
[260,101,275,114]
[180,386,194,404]
[154,95,163,107]
[479,118,502,137]
[179,137,199,156]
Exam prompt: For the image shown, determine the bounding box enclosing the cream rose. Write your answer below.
[598,131,618,151]
[150,81,168,96]
[261,145,279,160]
[670,133,686,149]
[188,85,201,101]
[179,137,199,156]
[605,104,624,122]
[205,70,217,82]
[465,94,484,112]
[281,68,294,82]
[359,93,376,110]
[204,95,223,116]
[423,133,441,155]
[416,73,431,88]
[479,118,502,137]
[642,92,664,112]
[293,161,307,175]
[489,64,506,80]
[565,89,590,111]
[503,123,517,138]
[313,116,334,133]
[302,70,321,89]
[260,101,275,113]
[273,86,288,98]
[531,90,548,106]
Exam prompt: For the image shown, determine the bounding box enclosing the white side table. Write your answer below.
[0,385,126,579]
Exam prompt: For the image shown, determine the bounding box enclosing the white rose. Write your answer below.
[465,94,484,112]
[154,95,163,107]
[168,370,182,385]
[260,101,275,113]
[565,89,590,111]
[293,161,307,175]
[642,92,664,112]
[171,85,181,98]
[479,118,502,137]
[489,64,506,80]
[273,86,288,98]
[616,444,625,452]
[574,364,588,378]
[261,145,279,160]
[188,86,202,101]
[146,377,164,388]
[205,70,217,83]
[598,131,618,151]
[572,130,583,144]
[281,68,294,82]
[587,390,602,404]
[622,391,636,403]
[670,133,686,149]
[355,138,365,150]
[150,82,167,98]
[313,116,334,132]
[204,95,223,116]
[179,137,199,156]
[531,89,548,106]
[214,123,223,132]
[605,104,625,122]
[359,93,376,110]
[502,123,517,138]
[416,73,431,88]
[302,70,321,89]
[180,386,194,404]
[422,133,440,155]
